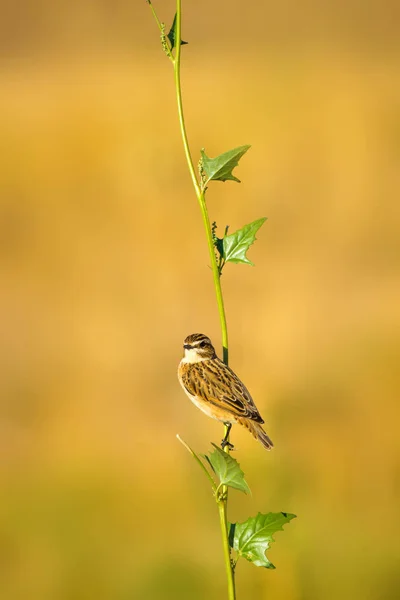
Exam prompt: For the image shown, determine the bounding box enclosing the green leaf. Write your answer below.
[206,444,250,494]
[229,512,296,569]
[176,435,217,490]
[200,145,250,185]
[167,13,188,50]
[222,217,267,266]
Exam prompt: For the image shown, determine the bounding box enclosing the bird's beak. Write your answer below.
[183,344,192,350]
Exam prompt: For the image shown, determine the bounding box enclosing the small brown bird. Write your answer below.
[178,333,273,450]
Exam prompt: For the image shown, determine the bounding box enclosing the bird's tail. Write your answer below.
[238,418,274,450]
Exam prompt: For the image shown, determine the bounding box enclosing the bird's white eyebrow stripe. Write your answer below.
[183,334,212,347]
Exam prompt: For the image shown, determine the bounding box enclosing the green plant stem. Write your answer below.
[173,2,234,598]
[218,499,236,600]
[146,0,163,33]
[174,1,229,365]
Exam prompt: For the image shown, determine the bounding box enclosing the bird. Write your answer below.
[178,333,273,450]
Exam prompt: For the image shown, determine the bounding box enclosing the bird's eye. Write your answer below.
[199,341,206,348]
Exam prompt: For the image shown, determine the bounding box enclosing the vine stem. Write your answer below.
[148,0,235,596]
[173,1,234,598]
[173,2,229,364]
[218,499,236,600]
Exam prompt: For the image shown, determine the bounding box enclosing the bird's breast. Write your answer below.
[178,361,238,424]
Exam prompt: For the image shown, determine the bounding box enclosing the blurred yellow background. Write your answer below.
[0,1,399,599]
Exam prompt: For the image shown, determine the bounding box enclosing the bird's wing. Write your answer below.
[180,358,264,423]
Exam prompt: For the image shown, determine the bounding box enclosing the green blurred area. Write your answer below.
[0,1,399,599]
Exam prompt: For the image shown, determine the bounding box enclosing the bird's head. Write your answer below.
[182,333,217,362]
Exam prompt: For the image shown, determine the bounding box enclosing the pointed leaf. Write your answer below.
[200,145,250,185]
[230,512,296,568]
[167,13,188,50]
[206,444,250,494]
[222,218,267,266]
[176,435,217,490]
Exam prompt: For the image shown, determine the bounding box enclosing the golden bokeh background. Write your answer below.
[1,1,399,599]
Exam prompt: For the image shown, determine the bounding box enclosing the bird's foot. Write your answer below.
[221,439,234,451]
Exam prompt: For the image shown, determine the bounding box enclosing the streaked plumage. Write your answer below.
[178,333,273,450]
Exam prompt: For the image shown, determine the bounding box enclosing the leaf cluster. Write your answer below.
[199,145,267,272]
[178,437,296,569]
[205,445,295,568]
[148,5,268,272]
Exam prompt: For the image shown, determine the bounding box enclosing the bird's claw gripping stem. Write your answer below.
[221,439,234,451]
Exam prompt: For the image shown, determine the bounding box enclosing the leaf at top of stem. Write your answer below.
[206,444,250,494]
[229,512,296,569]
[200,145,251,186]
[167,13,188,50]
[222,217,267,266]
